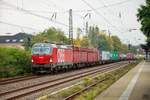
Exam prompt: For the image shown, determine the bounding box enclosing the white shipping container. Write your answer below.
[102,51,110,61]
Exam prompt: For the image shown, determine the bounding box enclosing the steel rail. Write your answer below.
[0,75,40,85]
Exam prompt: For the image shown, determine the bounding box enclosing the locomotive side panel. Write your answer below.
[64,49,73,64]
[57,48,65,63]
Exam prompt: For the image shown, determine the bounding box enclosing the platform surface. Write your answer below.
[94,61,150,100]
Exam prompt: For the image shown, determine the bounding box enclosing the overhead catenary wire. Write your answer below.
[1,1,69,28]
[0,20,41,31]
[96,0,134,9]
[80,0,124,33]
[0,7,68,14]
[97,0,129,32]
[0,0,134,13]
[39,0,68,15]
[40,0,58,9]
[41,0,66,11]
[96,0,120,24]
[0,0,67,14]
[74,0,134,12]
[1,0,134,14]
[97,0,116,16]
[0,0,134,15]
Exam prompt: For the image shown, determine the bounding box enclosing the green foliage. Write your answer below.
[137,0,150,48]
[121,44,129,53]
[137,0,150,37]
[0,47,31,77]
[97,32,113,51]
[111,36,122,51]
[23,37,32,51]
[59,85,81,98]
[87,26,131,53]
[32,27,70,45]
[80,36,90,47]
[88,26,99,47]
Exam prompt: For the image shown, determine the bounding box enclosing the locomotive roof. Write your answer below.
[32,43,72,49]
[33,43,57,48]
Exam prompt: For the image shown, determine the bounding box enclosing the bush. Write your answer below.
[0,47,31,77]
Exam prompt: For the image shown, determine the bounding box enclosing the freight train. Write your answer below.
[31,43,134,73]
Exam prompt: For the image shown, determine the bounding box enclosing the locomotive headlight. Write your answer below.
[32,59,34,62]
[50,58,53,62]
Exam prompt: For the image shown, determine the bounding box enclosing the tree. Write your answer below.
[74,39,81,47]
[74,28,82,47]
[137,0,150,37]
[23,37,32,51]
[88,26,99,47]
[32,27,69,45]
[80,36,90,47]
[97,31,113,51]
[137,0,150,54]
[121,44,129,53]
[111,36,122,51]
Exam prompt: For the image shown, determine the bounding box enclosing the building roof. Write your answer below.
[0,33,32,43]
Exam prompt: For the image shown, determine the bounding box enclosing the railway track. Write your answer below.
[0,75,40,85]
[63,78,109,100]
[0,62,129,100]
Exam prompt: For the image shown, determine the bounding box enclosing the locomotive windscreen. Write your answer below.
[32,44,52,55]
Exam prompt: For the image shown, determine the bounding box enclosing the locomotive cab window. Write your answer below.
[32,45,53,55]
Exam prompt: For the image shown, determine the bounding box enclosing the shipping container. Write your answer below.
[110,51,118,61]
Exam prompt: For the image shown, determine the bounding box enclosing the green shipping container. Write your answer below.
[110,51,118,61]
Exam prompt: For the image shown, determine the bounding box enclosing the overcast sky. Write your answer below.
[0,0,146,45]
